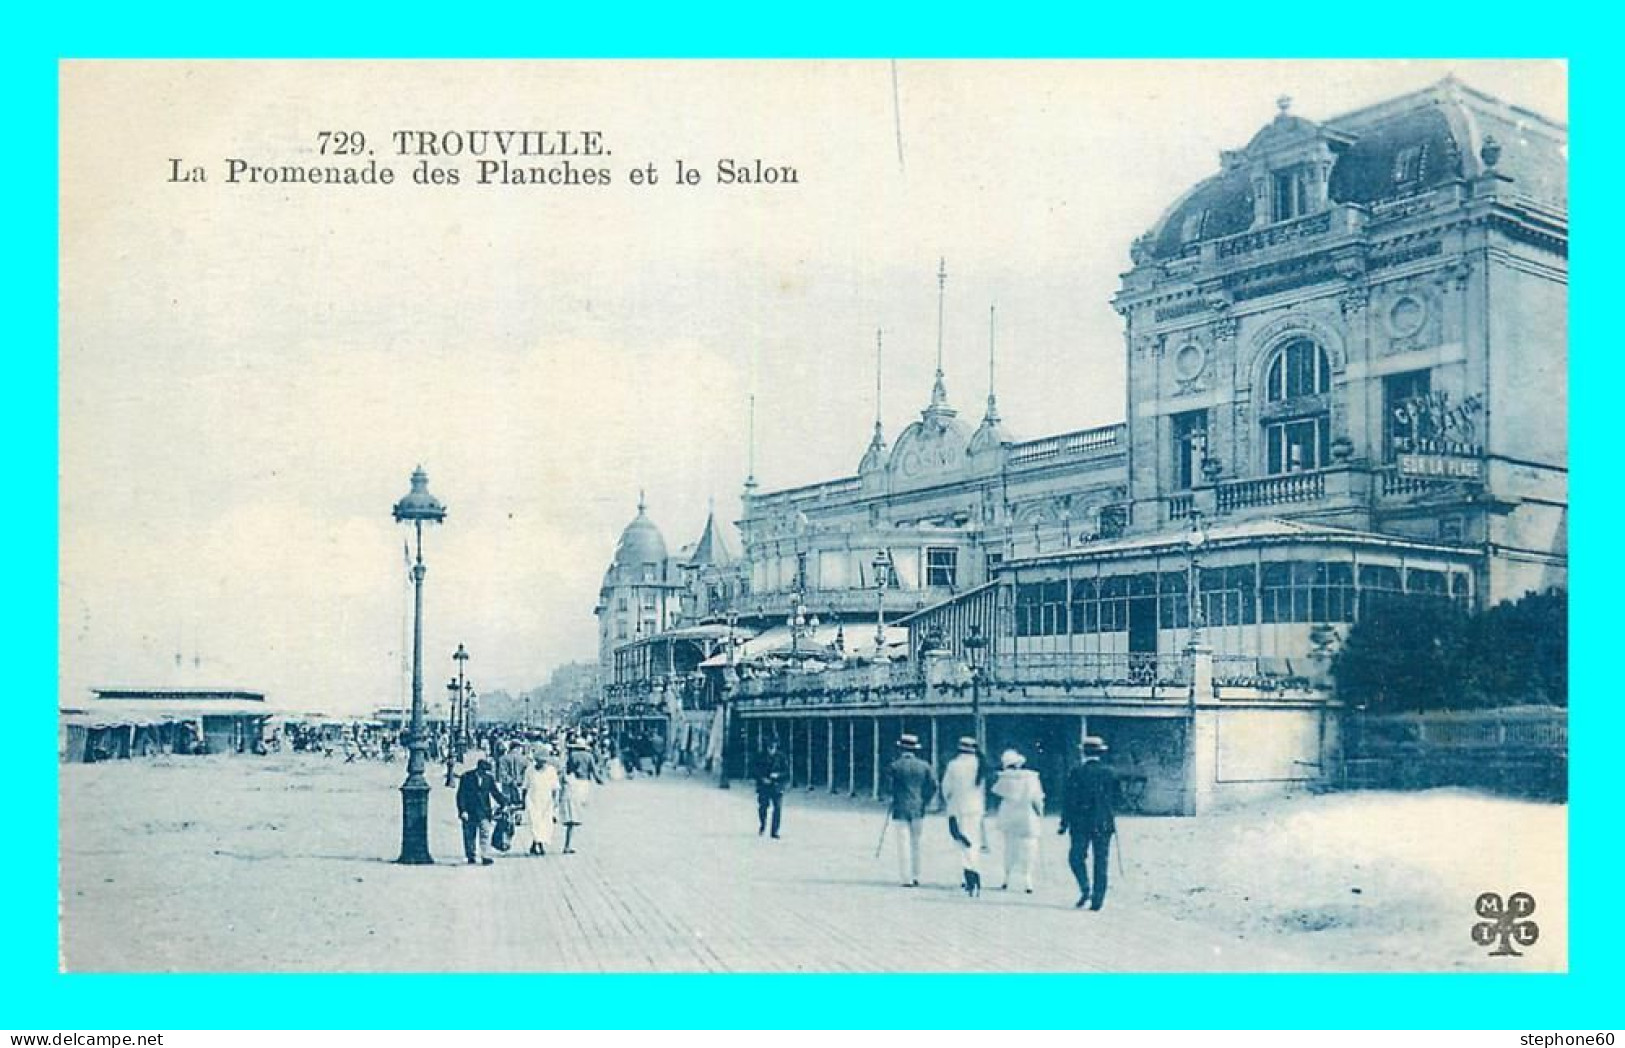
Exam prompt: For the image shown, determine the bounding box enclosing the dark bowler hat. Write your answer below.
[896,733,921,751]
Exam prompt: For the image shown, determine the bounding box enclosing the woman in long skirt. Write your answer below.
[524,752,560,856]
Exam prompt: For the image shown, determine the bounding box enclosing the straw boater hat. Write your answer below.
[1000,749,1026,769]
[957,736,977,754]
[1082,735,1109,754]
[896,733,921,751]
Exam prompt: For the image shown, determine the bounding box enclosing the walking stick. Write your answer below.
[1113,826,1125,879]
[873,811,892,859]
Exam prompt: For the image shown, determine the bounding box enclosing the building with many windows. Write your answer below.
[593,79,1566,813]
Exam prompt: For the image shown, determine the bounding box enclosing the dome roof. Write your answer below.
[858,421,888,475]
[1140,79,1566,263]
[612,496,668,571]
[968,415,1008,456]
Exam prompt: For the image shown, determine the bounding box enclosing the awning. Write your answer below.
[1007,516,1477,567]
[660,623,757,642]
[697,624,909,667]
[60,711,179,729]
[61,699,276,723]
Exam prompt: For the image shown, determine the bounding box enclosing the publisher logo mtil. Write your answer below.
[1473,891,1539,957]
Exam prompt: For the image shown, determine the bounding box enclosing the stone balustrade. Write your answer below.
[1008,424,1124,466]
[1215,469,1327,513]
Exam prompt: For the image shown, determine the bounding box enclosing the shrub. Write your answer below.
[1330,588,1566,712]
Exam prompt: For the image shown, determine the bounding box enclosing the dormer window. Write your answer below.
[1180,208,1209,245]
[1393,144,1426,186]
[1271,165,1313,222]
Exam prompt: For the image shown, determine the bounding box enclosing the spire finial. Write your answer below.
[1276,94,1293,115]
[744,393,758,490]
[874,328,885,428]
[862,328,889,470]
[985,303,1000,424]
[638,489,647,513]
[929,258,950,411]
[935,257,948,375]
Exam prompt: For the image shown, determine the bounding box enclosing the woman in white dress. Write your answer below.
[991,748,1045,893]
[940,736,988,896]
[524,751,560,856]
[557,743,595,854]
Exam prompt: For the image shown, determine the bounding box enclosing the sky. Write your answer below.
[58,60,1566,713]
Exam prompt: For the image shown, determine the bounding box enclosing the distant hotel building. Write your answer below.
[592,80,1566,812]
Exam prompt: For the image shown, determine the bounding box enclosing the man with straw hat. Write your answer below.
[884,733,938,887]
[940,735,988,896]
[1059,735,1118,910]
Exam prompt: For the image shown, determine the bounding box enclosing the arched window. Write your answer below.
[1262,338,1332,474]
[1265,338,1330,401]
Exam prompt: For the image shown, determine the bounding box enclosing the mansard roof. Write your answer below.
[1141,78,1566,263]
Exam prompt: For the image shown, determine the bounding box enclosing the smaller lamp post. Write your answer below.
[872,549,892,654]
[452,643,470,752]
[720,608,739,789]
[788,593,811,655]
[1186,511,1209,651]
[963,623,988,751]
[443,677,460,786]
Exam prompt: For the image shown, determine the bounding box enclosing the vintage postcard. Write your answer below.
[58,59,1567,973]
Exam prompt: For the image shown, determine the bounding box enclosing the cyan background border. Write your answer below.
[9,4,1609,1030]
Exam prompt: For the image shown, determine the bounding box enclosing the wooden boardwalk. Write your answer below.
[61,755,1311,973]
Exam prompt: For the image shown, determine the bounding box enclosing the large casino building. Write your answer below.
[592,79,1566,813]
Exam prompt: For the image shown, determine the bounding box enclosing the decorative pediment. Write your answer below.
[889,416,972,486]
[1243,97,1357,163]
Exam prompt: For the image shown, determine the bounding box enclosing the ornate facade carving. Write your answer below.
[1376,277,1444,356]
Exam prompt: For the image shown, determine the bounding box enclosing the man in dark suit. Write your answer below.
[753,737,792,838]
[886,733,939,887]
[455,758,503,865]
[1059,735,1118,910]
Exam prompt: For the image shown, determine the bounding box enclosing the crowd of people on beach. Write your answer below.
[450,727,612,865]
[371,719,1120,910]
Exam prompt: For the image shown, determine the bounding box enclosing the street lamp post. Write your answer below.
[1186,511,1209,652]
[787,593,817,655]
[872,550,891,654]
[452,643,469,753]
[964,623,988,751]
[391,465,446,865]
[443,677,459,786]
[720,608,738,789]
